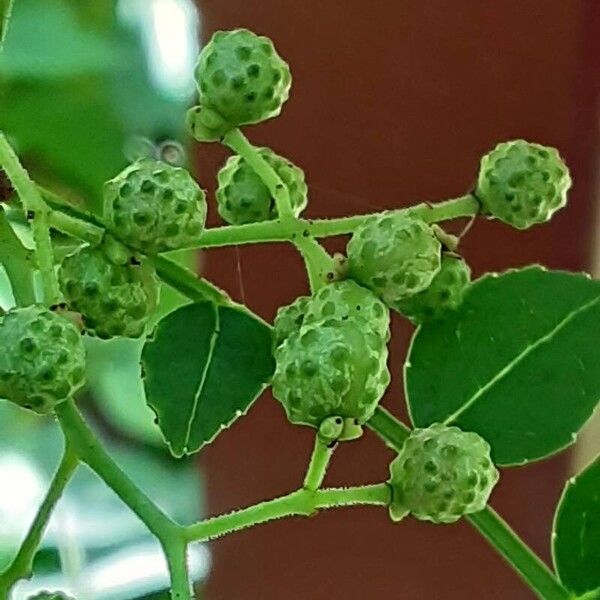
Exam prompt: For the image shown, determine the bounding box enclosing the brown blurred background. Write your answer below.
[195,2,600,598]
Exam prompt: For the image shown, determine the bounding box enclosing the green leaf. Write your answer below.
[553,455,600,596]
[142,302,275,457]
[406,267,600,465]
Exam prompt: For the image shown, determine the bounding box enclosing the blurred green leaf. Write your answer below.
[0,0,190,212]
[553,455,600,596]
[0,0,122,78]
[406,267,600,466]
[142,302,275,457]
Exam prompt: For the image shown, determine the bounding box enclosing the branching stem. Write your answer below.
[0,132,59,304]
[185,484,390,543]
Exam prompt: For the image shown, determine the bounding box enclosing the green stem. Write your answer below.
[184,194,479,250]
[293,234,334,292]
[49,209,104,246]
[0,442,78,594]
[40,182,478,256]
[222,128,295,220]
[366,406,411,447]
[303,436,335,491]
[193,219,295,248]
[367,407,571,600]
[55,401,180,540]
[163,539,192,600]
[55,401,191,598]
[306,194,480,238]
[185,484,390,543]
[467,509,571,600]
[0,132,59,304]
[155,254,231,306]
[0,208,36,306]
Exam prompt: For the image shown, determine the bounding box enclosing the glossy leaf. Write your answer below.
[553,455,600,596]
[406,267,600,465]
[142,302,275,457]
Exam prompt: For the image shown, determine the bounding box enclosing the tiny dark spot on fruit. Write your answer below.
[235,45,252,61]
[247,64,260,78]
[130,256,141,266]
[245,92,257,102]
[141,180,155,194]
[26,210,35,220]
[231,76,245,90]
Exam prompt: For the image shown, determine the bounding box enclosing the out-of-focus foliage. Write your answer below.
[0,0,190,212]
[0,1,205,597]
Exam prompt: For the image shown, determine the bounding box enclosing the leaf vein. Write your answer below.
[444,294,600,426]
[184,308,221,452]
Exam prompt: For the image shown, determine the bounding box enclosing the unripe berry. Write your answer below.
[347,213,441,309]
[303,280,390,340]
[0,306,86,414]
[103,158,207,254]
[58,245,159,339]
[194,29,291,131]
[272,320,390,433]
[273,295,310,348]
[389,423,499,524]
[395,254,471,324]
[216,148,307,225]
[476,140,571,229]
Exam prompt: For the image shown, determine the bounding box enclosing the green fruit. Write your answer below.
[27,593,75,600]
[476,139,571,229]
[216,148,307,225]
[303,280,390,339]
[194,29,291,130]
[347,213,442,309]
[273,295,310,348]
[58,245,159,339]
[389,423,499,524]
[395,254,471,324]
[0,306,86,414]
[272,320,390,434]
[103,158,207,254]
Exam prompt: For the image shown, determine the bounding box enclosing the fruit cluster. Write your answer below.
[272,281,391,441]
[0,27,573,541]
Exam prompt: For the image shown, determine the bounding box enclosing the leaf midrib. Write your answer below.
[183,308,221,452]
[444,294,600,426]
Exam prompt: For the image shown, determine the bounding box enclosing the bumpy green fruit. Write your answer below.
[58,246,159,339]
[273,295,310,348]
[303,280,390,339]
[395,255,471,324]
[103,158,207,254]
[27,593,74,600]
[389,423,499,524]
[347,213,441,309]
[272,320,390,433]
[476,139,571,229]
[194,29,291,130]
[216,148,307,225]
[0,306,86,414]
